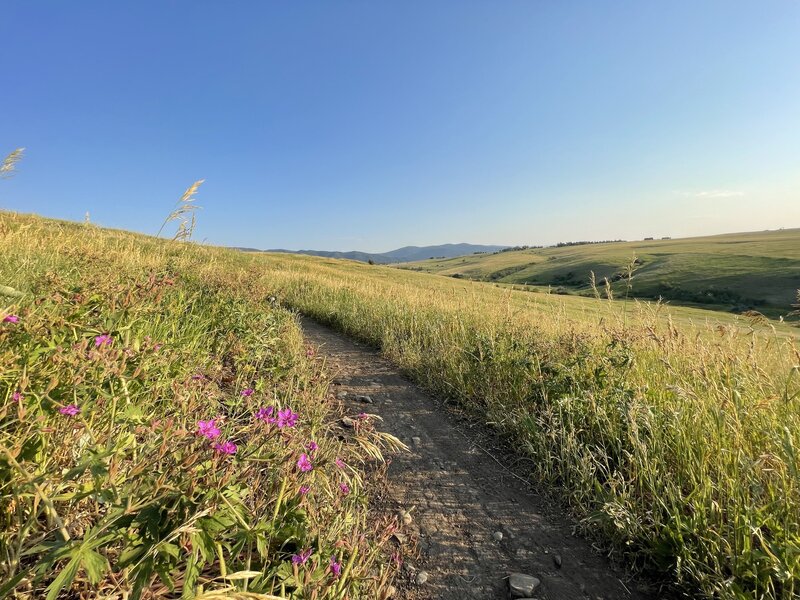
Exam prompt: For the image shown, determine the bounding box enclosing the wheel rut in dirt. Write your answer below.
[301,318,653,600]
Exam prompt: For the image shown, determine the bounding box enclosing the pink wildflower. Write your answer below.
[213,441,237,455]
[339,482,350,495]
[241,388,254,397]
[305,441,318,453]
[297,453,313,472]
[255,406,275,422]
[277,408,298,429]
[94,334,113,347]
[329,556,342,578]
[3,315,19,323]
[306,347,315,357]
[291,548,313,565]
[12,391,22,402]
[299,485,310,495]
[191,374,205,381]
[358,412,369,419]
[153,343,163,351]
[197,419,221,439]
[59,404,80,416]
[335,458,346,469]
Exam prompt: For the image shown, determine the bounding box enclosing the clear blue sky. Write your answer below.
[2,1,799,252]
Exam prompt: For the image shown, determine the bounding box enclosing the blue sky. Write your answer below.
[2,2,799,251]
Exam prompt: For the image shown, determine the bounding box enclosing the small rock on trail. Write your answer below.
[508,572,541,598]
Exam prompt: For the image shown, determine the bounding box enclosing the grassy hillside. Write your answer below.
[0,213,402,599]
[251,252,799,600]
[399,229,800,318]
[4,212,800,599]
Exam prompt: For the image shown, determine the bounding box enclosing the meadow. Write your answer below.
[400,228,800,318]
[0,212,403,599]
[3,211,799,600]
[254,252,800,600]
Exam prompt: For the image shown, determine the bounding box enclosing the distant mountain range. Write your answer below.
[234,243,509,264]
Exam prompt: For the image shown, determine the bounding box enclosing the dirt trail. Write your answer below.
[302,318,653,600]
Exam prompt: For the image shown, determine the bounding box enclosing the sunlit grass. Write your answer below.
[256,252,800,600]
[0,212,403,599]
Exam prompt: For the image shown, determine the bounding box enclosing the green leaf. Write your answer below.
[181,550,202,599]
[0,571,30,597]
[81,549,109,584]
[45,553,81,600]
[130,558,155,600]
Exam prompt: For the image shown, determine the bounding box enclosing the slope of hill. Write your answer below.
[251,250,799,599]
[399,229,800,317]
[0,212,403,599]
[264,243,508,264]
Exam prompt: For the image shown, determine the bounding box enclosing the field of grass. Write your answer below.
[399,229,800,318]
[0,212,403,599]
[252,252,800,599]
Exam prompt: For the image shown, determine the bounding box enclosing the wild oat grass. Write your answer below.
[0,213,403,599]
[256,253,800,600]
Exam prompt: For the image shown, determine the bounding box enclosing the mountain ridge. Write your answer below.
[237,243,509,264]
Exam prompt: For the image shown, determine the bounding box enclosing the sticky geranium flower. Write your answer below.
[339,482,350,495]
[197,419,221,439]
[213,441,237,455]
[297,453,313,472]
[255,406,275,422]
[12,391,22,402]
[291,548,312,565]
[335,458,346,469]
[240,388,254,397]
[59,404,80,416]
[306,441,318,453]
[329,556,342,578]
[3,315,19,323]
[94,334,113,347]
[358,412,369,420]
[299,485,310,495]
[277,408,298,429]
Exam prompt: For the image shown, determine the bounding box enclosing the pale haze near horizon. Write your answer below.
[1,1,799,253]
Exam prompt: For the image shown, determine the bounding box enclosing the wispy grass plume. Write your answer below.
[1,148,25,179]
[157,179,204,241]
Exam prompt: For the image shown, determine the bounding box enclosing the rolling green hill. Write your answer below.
[399,228,800,318]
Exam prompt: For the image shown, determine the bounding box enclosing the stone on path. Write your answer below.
[492,531,503,541]
[508,572,541,598]
[355,394,373,403]
[415,570,429,585]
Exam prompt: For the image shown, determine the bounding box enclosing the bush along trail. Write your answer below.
[302,318,652,600]
[0,212,404,599]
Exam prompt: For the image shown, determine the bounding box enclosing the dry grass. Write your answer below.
[0,212,403,599]
[254,252,800,600]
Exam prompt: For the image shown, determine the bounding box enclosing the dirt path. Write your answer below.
[302,318,653,600]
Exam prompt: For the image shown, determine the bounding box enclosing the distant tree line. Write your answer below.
[554,239,626,247]
[495,245,544,253]
[493,240,625,255]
